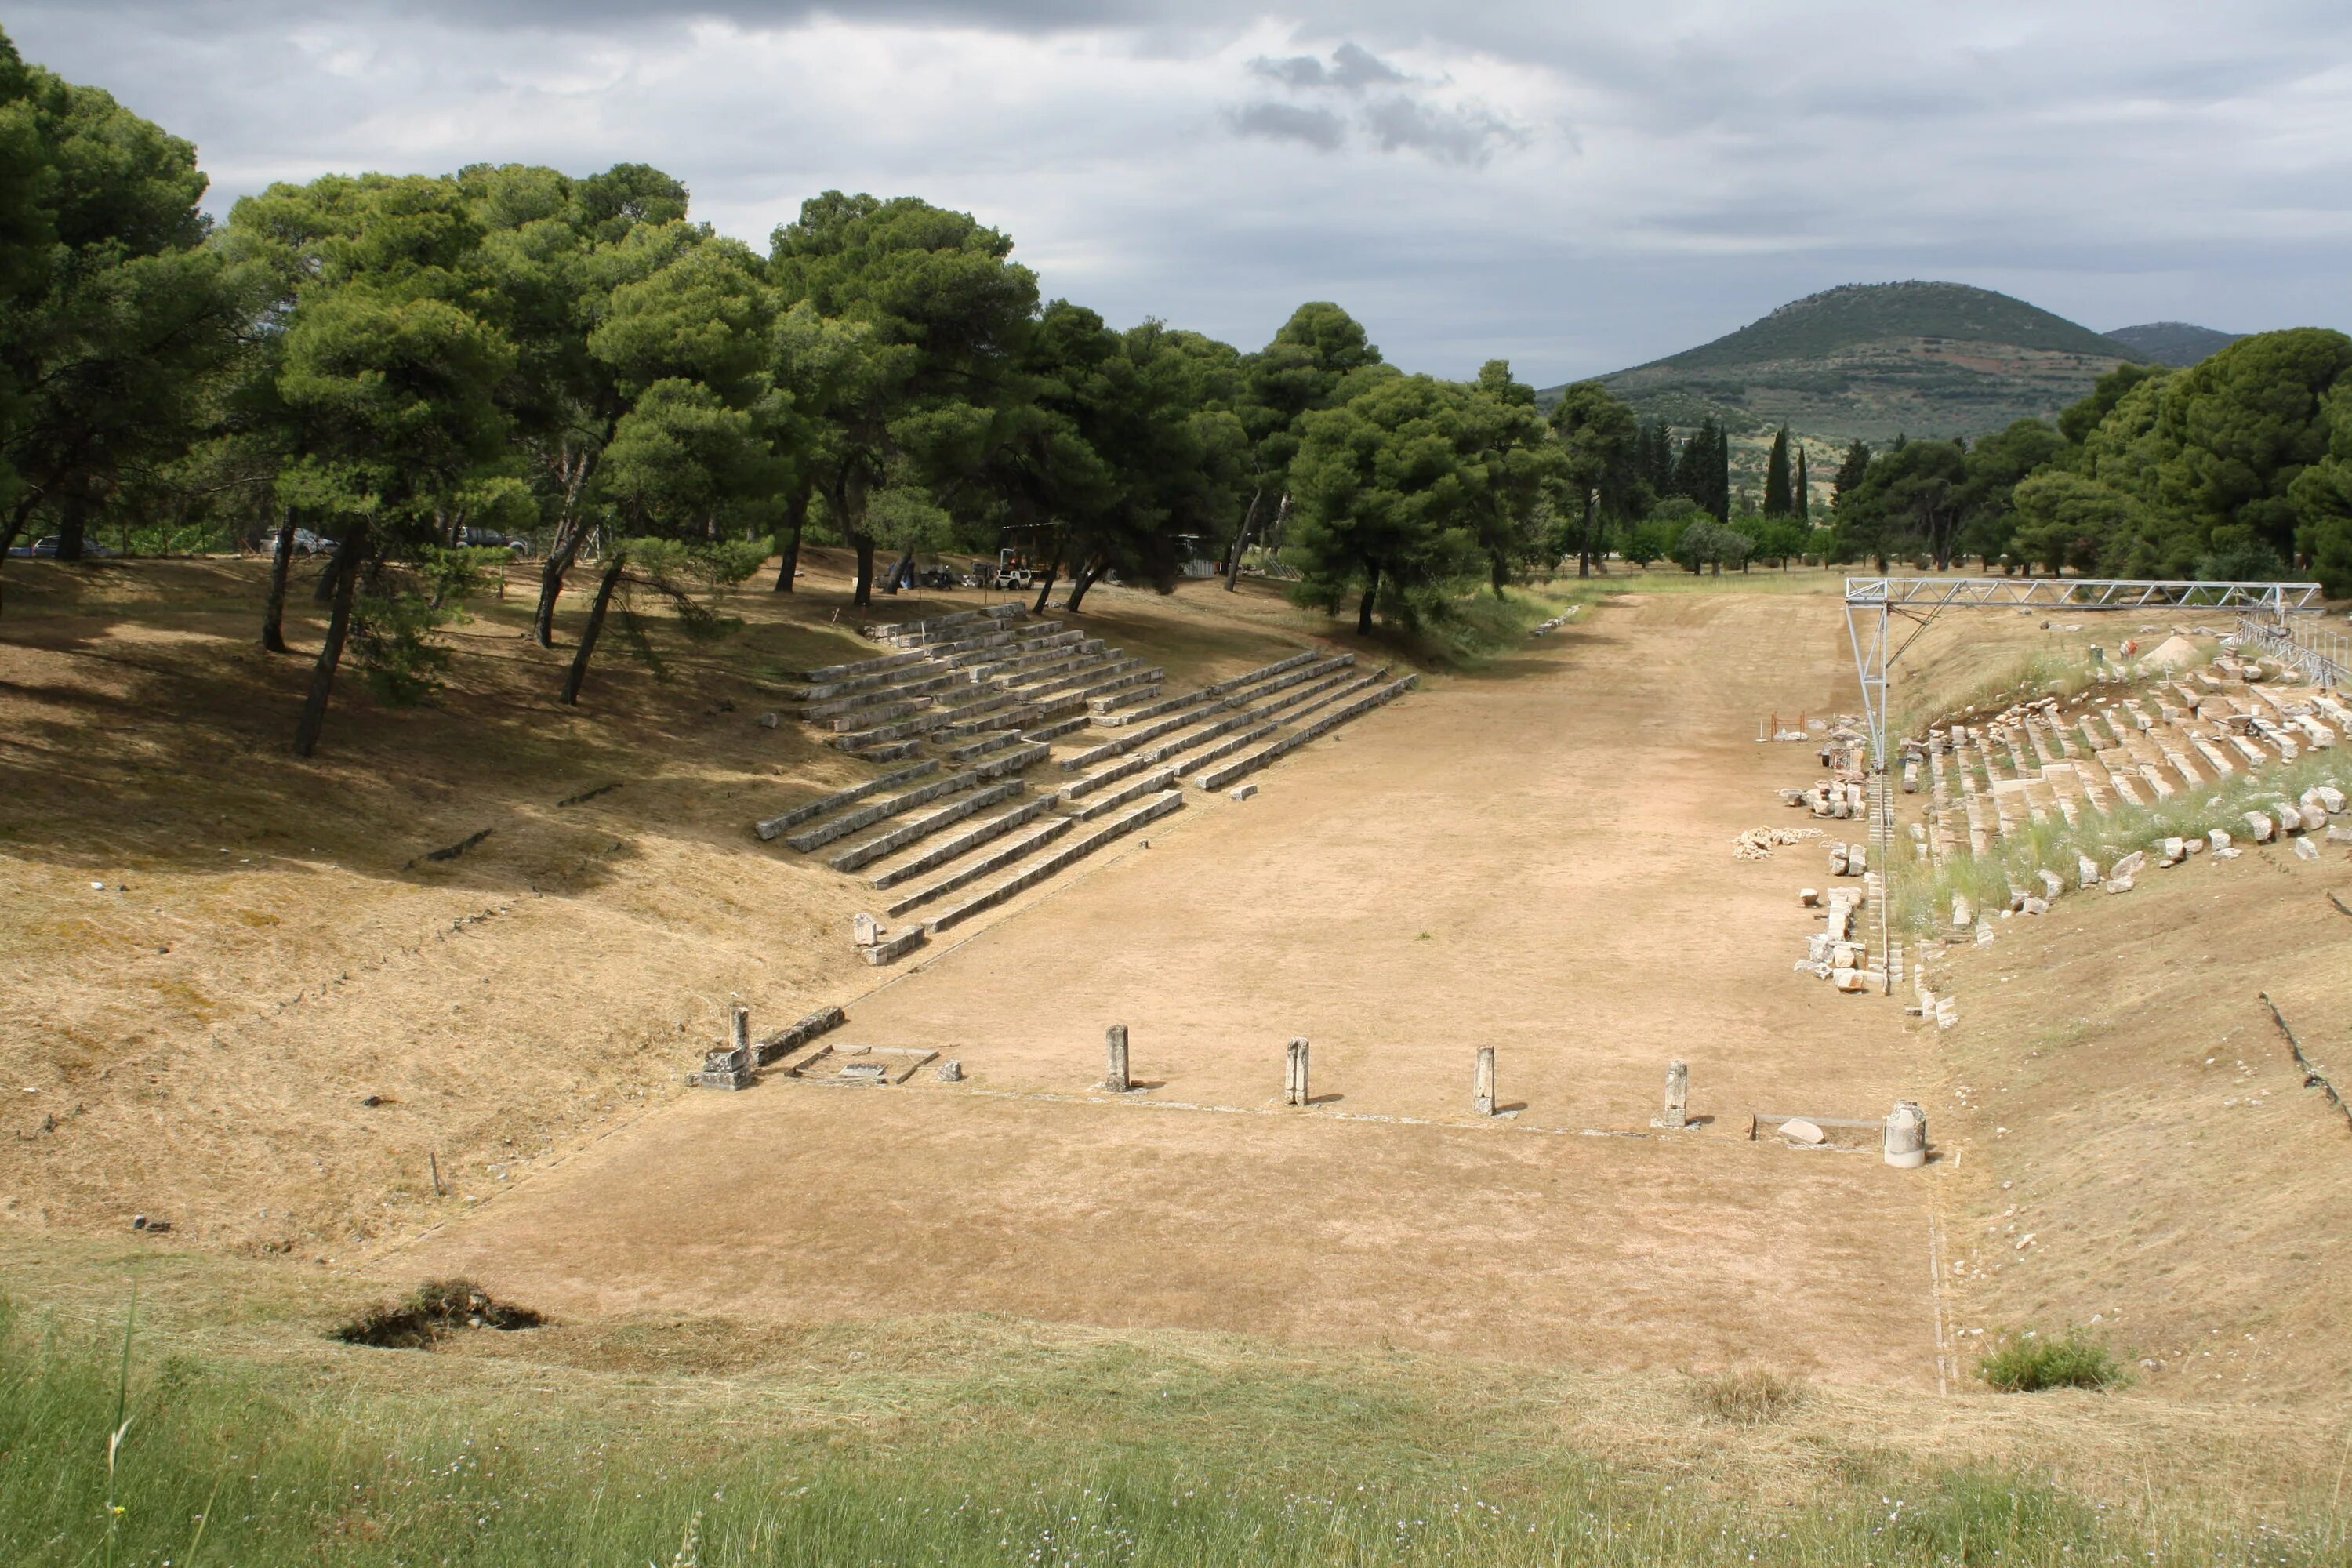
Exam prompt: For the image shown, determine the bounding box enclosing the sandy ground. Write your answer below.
[408,588,1948,1383]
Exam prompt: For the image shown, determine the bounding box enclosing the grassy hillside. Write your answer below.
[2102,321,2241,366]
[1554,281,2133,445]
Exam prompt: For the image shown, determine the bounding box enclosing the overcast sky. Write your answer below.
[12,2,2350,383]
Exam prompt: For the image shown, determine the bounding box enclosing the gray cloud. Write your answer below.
[1359,95,1523,165]
[1227,100,1346,150]
[1251,41,1409,92]
[4,1,2348,383]
[1236,40,1520,164]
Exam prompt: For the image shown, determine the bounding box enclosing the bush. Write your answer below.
[1977,1328,2128,1392]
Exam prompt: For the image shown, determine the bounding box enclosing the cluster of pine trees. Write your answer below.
[1819,328,2352,594]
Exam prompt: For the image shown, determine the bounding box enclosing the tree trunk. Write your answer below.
[851,533,875,607]
[1578,493,1598,578]
[771,488,808,593]
[1030,543,1062,615]
[292,526,367,758]
[561,555,626,707]
[261,506,297,653]
[1490,550,1508,598]
[1356,565,1379,636]
[1222,487,1263,591]
[0,492,40,620]
[1065,555,1106,614]
[54,488,88,562]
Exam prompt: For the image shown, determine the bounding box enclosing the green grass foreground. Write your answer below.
[5,1296,2347,1567]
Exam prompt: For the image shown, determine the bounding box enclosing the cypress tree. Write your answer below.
[1714,423,1730,521]
[1795,442,1809,521]
[1762,426,1792,515]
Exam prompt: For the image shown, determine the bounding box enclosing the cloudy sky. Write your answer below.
[12,2,2351,383]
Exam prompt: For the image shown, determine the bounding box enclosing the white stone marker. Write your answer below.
[1283,1037,1310,1106]
[1653,1059,1689,1130]
[1104,1024,1131,1093]
[1473,1047,1496,1118]
[1884,1101,1928,1169]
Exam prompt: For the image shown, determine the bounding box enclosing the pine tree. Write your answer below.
[1832,438,1872,506]
[1762,426,1792,516]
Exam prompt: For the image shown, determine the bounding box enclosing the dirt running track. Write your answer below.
[407,590,1943,1384]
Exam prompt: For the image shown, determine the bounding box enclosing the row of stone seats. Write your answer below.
[1195,675,1417,792]
[855,650,1361,927]
[863,602,1025,648]
[1060,660,1374,794]
[924,790,1185,934]
[1913,654,2343,862]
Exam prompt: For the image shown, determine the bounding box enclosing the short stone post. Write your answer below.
[851,912,880,947]
[1104,1024,1131,1093]
[730,1004,753,1074]
[1473,1047,1495,1117]
[1652,1058,1688,1130]
[1883,1100,1928,1169]
[1283,1037,1310,1106]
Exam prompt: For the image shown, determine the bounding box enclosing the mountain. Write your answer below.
[2101,321,2241,367]
[1556,281,2133,446]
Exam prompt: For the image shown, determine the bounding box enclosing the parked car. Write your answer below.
[9,535,116,558]
[456,526,531,557]
[292,528,337,555]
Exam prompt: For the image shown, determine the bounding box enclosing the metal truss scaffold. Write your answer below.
[1842,576,2325,771]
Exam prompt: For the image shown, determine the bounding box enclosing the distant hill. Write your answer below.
[1552,281,2133,448]
[2102,321,2240,367]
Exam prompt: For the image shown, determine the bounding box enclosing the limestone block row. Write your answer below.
[1009,655,1142,699]
[946,730,1022,763]
[1092,684,1222,727]
[942,704,1041,738]
[884,815,1074,916]
[970,644,1105,688]
[1172,719,1283,779]
[869,793,1060,890]
[1072,767,1178,821]
[832,706,957,750]
[868,603,1024,647]
[827,697,931,732]
[1064,749,1162,799]
[1064,702,1230,771]
[1202,650,1322,698]
[829,779,1024,872]
[1022,715,1092,743]
[782,768,983,853]
[1067,665,1163,705]
[1247,664,1374,723]
[946,629,1087,673]
[927,792,1184,934]
[800,645,932,685]
[862,925,929,965]
[756,760,940,840]
[970,742,1049,779]
[799,671,954,722]
[1193,676,1415,792]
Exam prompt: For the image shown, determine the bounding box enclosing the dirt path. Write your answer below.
[406,589,1941,1381]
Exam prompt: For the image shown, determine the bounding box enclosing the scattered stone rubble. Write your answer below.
[751,609,1415,963]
